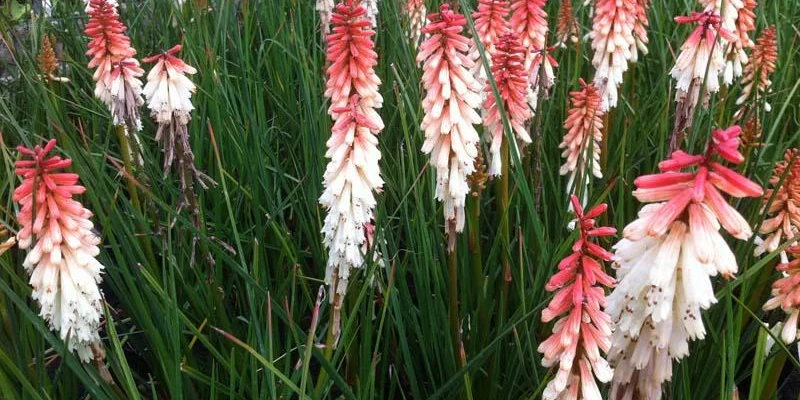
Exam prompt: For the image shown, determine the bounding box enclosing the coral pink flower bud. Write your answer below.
[540,195,616,400]
[483,33,532,176]
[559,78,604,203]
[325,0,383,117]
[469,0,510,87]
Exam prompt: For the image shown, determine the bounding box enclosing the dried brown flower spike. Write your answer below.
[37,36,69,83]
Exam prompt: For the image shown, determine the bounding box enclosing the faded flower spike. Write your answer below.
[555,0,579,47]
[143,44,212,216]
[607,126,762,399]
[670,10,736,143]
[14,140,106,363]
[755,149,800,256]
[539,195,616,400]
[38,35,69,83]
[417,4,482,247]
[763,246,800,344]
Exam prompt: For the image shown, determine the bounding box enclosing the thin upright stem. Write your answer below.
[448,239,460,364]
[314,289,340,397]
[489,137,512,400]
[114,124,156,268]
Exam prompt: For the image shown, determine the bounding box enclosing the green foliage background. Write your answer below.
[0,0,799,398]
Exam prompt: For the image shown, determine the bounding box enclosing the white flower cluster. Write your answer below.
[320,99,384,297]
[608,202,743,399]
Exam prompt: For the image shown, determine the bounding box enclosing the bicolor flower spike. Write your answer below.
[755,149,800,256]
[590,0,642,111]
[470,0,510,88]
[405,0,427,49]
[85,0,145,134]
[763,246,800,344]
[321,0,384,303]
[483,33,532,176]
[417,4,482,246]
[14,140,106,363]
[560,78,604,203]
[607,126,762,399]
[539,195,616,400]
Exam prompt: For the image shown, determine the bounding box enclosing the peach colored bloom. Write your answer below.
[755,149,800,256]
[85,0,144,133]
[539,195,616,400]
[510,0,556,108]
[556,0,579,47]
[321,0,384,302]
[469,0,510,87]
[608,126,762,399]
[417,4,482,245]
[560,78,604,202]
[763,246,800,343]
[590,0,638,111]
[14,140,106,363]
[632,0,651,60]
[483,32,532,176]
[405,0,426,48]
[736,25,777,110]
